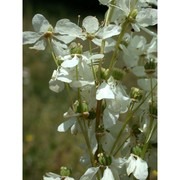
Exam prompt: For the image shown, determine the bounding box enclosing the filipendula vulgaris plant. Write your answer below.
[23,0,157,179]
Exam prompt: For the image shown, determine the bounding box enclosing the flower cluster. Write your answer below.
[23,0,157,179]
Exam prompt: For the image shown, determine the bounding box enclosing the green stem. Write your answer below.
[108,20,129,73]
[110,84,157,155]
[113,133,131,156]
[47,38,59,67]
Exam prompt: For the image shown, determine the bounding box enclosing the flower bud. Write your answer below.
[97,153,112,166]
[100,68,109,80]
[60,166,71,177]
[76,101,89,114]
[128,9,138,22]
[144,58,157,74]
[132,145,142,157]
[69,42,83,54]
[112,68,125,81]
[130,87,143,102]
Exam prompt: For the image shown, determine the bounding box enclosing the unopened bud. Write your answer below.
[69,42,83,54]
[97,153,112,166]
[144,58,157,74]
[60,166,71,177]
[100,68,109,80]
[132,145,142,157]
[128,9,138,22]
[112,68,125,81]
[130,87,143,102]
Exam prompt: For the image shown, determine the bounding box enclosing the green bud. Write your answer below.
[100,68,109,80]
[149,101,157,118]
[132,145,142,157]
[130,87,143,102]
[69,42,83,54]
[144,58,157,74]
[128,9,138,22]
[97,153,112,166]
[111,68,125,81]
[60,166,71,177]
[76,101,89,114]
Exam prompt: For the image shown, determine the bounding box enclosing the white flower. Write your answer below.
[23,14,83,51]
[78,16,121,49]
[126,154,148,180]
[79,157,126,180]
[43,172,74,180]
[110,0,157,35]
[49,70,65,93]
[121,35,157,68]
[98,77,131,128]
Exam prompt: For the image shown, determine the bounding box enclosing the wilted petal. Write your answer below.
[79,167,99,180]
[23,31,41,44]
[29,39,46,50]
[96,81,115,100]
[57,118,76,132]
[82,16,99,34]
[32,14,51,32]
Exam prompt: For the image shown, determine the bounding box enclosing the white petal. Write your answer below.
[79,167,99,180]
[97,25,121,39]
[23,31,41,44]
[96,82,115,100]
[57,118,76,132]
[132,66,146,77]
[32,14,50,32]
[29,39,47,50]
[99,0,110,5]
[103,108,119,129]
[137,78,157,91]
[137,8,157,27]
[126,155,136,176]
[61,55,79,68]
[134,157,148,180]
[55,19,82,36]
[82,16,99,34]
[49,79,65,93]
[101,167,115,180]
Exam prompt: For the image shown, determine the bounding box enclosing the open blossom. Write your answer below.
[43,172,74,180]
[23,14,82,51]
[96,76,131,128]
[126,154,148,180]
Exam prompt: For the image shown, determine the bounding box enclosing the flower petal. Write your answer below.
[23,31,41,44]
[29,39,47,50]
[96,81,115,100]
[79,167,99,180]
[57,118,76,132]
[134,157,148,180]
[137,8,157,27]
[32,14,51,32]
[101,167,115,180]
[82,16,99,34]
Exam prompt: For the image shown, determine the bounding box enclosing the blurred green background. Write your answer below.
[23,1,106,179]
